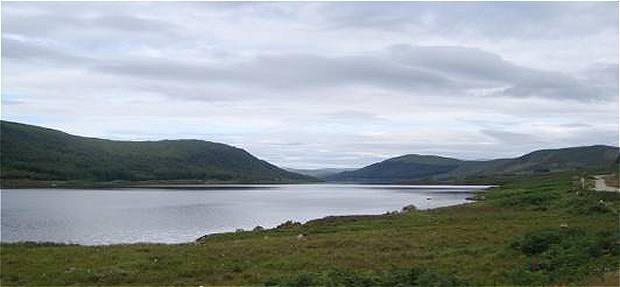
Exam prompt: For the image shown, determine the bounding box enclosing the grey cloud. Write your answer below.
[502,73,601,101]
[481,129,544,145]
[481,127,619,149]
[6,36,613,102]
[90,45,614,102]
[323,111,386,123]
[2,4,174,34]
[89,14,172,32]
[1,37,92,66]
[556,123,592,128]
[389,45,517,83]
[93,53,453,93]
[391,45,613,101]
[318,2,618,39]
[1,99,22,105]
[578,63,619,98]
[2,17,174,43]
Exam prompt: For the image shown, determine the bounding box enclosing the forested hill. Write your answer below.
[0,121,316,184]
[327,145,620,183]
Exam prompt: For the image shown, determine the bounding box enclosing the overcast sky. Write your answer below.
[1,2,618,168]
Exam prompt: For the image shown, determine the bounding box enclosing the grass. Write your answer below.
[1,171,619,286]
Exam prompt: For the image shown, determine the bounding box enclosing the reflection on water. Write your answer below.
[1,184,488,245]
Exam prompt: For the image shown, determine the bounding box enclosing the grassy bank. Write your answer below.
[1,172,619,286]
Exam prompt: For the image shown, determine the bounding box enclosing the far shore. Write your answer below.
[0,178,500,189]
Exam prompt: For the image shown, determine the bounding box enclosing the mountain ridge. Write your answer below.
[327,145,619,183]
[0,120,317,185]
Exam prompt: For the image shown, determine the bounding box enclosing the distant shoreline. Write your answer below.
[0,180,496,190]
[0,178,322,189]
[0,178,500,189]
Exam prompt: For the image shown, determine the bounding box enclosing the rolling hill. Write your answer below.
[325,154,463,183]
[284,167,356,178]
[327,145,619,183]
[0,121,316,184]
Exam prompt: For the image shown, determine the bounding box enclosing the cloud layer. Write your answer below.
[2,2,618,168]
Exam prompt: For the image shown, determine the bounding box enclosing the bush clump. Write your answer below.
[264,267,465,287]
[510,228,584,255]
[276,220,302,229]
[492,189,561,210]
[508,227,619,284]
[563,191,618,215]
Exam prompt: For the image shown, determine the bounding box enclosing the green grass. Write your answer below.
[1,172,619,286]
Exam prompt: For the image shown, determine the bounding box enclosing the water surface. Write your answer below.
[1,184,487,245]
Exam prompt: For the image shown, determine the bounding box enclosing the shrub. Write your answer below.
[276,220,302,229]
[508,228,619,284]
[498,191,560,208]
[563,192,617,215]
[264,267,465,287]
[510,228,583,255]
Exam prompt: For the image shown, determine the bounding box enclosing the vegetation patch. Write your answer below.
[508,227,619,285]
[264,267,466,287]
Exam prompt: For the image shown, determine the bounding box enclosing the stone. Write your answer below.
[402,204,417,213]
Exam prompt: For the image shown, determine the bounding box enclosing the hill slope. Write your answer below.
[327,146,619,183]
[285,168,356,178]
[328,154,463,183]
[0,121,315,183]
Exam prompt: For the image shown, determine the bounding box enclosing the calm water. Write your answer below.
[1,184,487,245]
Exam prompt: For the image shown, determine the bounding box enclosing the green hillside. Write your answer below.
[328,146,619,183]
[0,121,315,184]
[328,154,463,183]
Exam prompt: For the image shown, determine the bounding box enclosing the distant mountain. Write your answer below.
[326,155,463,183]
[327,145,620,183]
[0,121,317,184]
[285,167,357,178]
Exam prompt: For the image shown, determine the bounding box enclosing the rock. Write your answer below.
[253,226,265,231]
[560,223,569,229]
[402,204,417,213]
[465,196,483,201]
[276,220,302,229]
[296,233,306,240]
[195,234,210,242]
